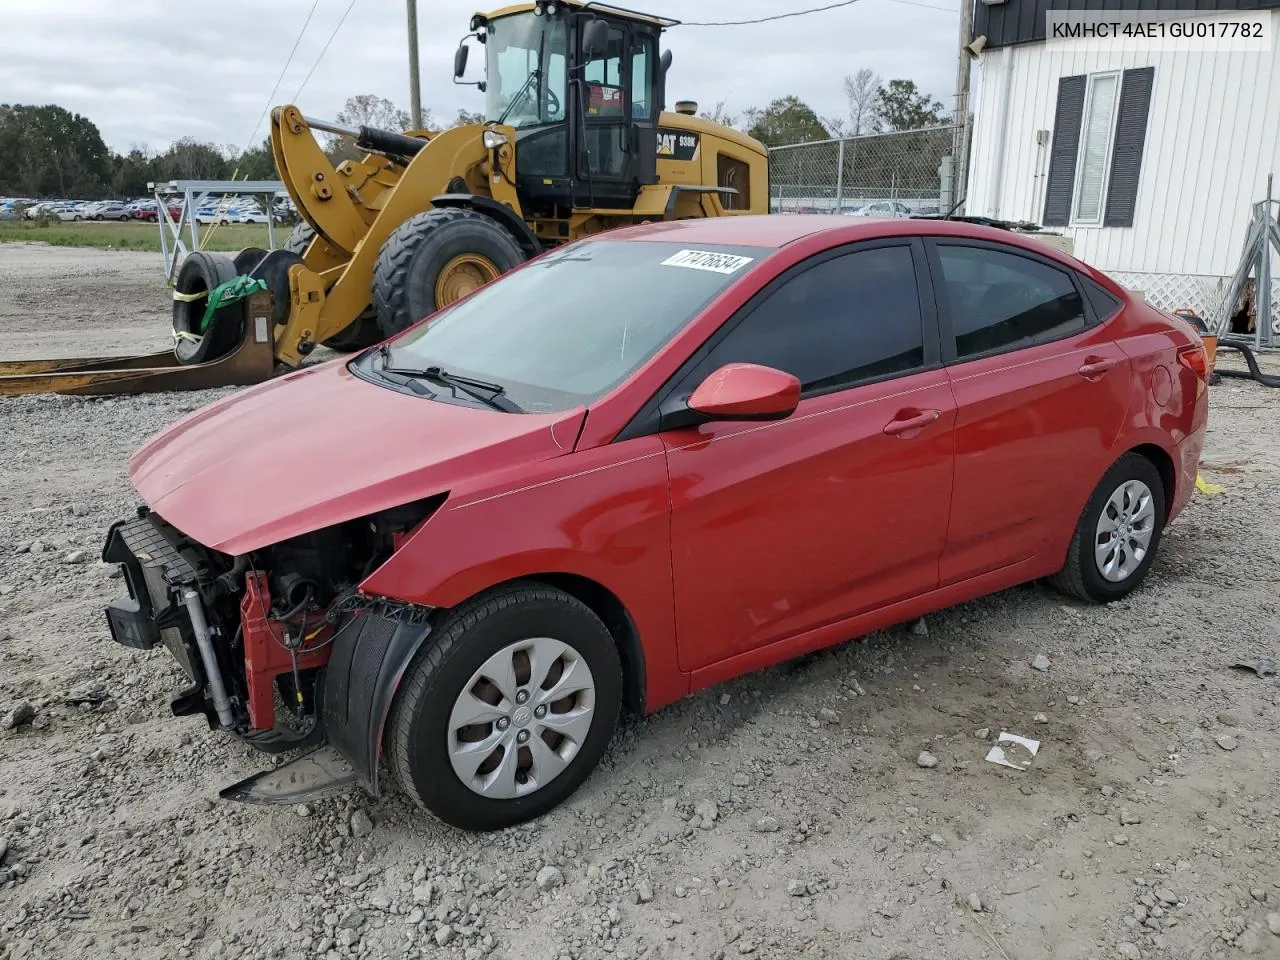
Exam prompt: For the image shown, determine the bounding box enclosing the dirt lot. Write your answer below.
[2,242,1278,960]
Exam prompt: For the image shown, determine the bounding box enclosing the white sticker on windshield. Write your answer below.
[660,249,754,275]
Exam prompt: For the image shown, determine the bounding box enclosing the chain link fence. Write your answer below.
[767,124,965,216]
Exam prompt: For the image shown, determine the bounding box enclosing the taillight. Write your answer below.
[1177,343,1208,380]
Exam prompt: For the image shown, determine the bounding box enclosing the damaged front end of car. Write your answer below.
[101,495,445,804]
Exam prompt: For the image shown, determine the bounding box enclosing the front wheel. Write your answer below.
[1048,453,1166,603]
[372,207,525,340]
[388,583,622,831]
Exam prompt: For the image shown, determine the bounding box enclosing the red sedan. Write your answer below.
[103,215,1208,830]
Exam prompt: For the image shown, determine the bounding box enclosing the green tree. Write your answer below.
[112,145,157,197]
[0,104,113,198]
[742,96,830,147]
[450,109,485,127]
[155,138,228,180]
[872,79,946,132]
[233,137,278,180]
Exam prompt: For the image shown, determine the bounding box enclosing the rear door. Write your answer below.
[927,239,1131,584]
[658,239,957,671]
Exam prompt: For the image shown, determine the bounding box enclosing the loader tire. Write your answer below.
[172,252,243,365]
[282,223,383,352]
[372,207,525,339]
[282,222,315,256]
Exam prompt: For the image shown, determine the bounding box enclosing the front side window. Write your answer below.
[630,36,654,119]
[1072,71,1120,224]
[702,245,925,394]
[937,244,1086,360]
[485,14,568,128]
[381,241,767,413]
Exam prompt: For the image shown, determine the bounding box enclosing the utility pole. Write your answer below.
[953,0,973,212]
[407,0,423,130]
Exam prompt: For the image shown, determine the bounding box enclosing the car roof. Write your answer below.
[598,214,1087,271]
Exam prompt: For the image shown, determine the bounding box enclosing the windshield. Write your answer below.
[485,13,568,128]
[380,240,768,413]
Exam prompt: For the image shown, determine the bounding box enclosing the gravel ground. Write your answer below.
[2,244,1279,960]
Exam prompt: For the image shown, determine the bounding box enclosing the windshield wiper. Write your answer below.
[376,344,522,412]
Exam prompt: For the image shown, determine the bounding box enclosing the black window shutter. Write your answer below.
[1042,75,1086,227]
[1103,66,1155,228]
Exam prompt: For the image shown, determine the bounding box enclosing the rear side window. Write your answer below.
[1080,275,1123,322]
[937,244,1086,360]
[703,245,925,393]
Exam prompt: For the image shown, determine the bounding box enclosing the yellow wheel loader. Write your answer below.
[0,0,768,396]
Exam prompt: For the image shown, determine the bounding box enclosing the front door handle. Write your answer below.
[883,409,941,436]
[1078,356,1119,379]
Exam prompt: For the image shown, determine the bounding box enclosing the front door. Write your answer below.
[928,240,1131,584]
[660,241,956,671]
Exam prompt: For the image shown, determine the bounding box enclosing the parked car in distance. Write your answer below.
[230,206,269,224]
[104,215,1209,831]
[851,200,912,218]
[84,201,132,221]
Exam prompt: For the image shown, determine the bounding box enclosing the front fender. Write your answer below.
[357,436,687,712]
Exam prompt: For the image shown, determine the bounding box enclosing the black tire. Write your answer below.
[73,215,82,221]
[1047,453,1167,604]
[281,223,382,351]
[172,252,243,365]
[372,207,525,340]
[233,247,269,275]
[388,583,623,831]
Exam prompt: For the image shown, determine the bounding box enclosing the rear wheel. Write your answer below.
[388,583,622,830]
[283,222,382,352]
[372,207,525,339]
[1048,453,1166,603]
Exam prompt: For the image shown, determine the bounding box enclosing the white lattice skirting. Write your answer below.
[1109,271,1280,330]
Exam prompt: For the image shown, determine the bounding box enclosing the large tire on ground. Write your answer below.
[1047,452,1167,604]
[172,252,242,365]
[372,207,526,340]
[233,247,269,275]
[283,223,383,352]
[388,582,623,831]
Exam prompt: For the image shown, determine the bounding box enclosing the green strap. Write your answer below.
[196,276,267,334]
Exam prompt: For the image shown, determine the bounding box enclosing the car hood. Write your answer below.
[130,359,586,555]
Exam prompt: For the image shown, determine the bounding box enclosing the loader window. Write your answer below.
[486,13,568,128]
[631,37,654,119]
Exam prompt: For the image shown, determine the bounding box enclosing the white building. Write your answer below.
[965,0,1280,318]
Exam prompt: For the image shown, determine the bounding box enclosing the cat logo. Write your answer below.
[656,129,699,162]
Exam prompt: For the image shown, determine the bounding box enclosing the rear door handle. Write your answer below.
[883,409,941,436]
[1078,356,1119,379]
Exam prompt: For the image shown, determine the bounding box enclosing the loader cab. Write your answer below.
[476,1,673,213]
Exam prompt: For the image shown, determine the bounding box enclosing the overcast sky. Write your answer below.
[1,0,963,154]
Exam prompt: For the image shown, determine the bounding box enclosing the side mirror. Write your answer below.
[582,19,609,58]
[453,44,470,79]
[687,363,800,422]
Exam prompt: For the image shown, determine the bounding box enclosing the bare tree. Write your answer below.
[698,100,738,128]
[843,68,881,135]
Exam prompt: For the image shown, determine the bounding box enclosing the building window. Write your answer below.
[1042,66,1154,230]
[1071,71,1121,225]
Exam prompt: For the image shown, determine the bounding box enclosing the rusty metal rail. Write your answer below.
[0,293,278,397]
